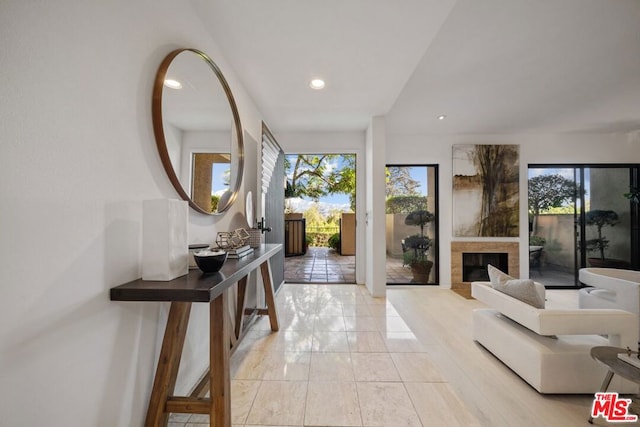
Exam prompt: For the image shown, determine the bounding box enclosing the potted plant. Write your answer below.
[584,209,629,268]
[402,210,435,283]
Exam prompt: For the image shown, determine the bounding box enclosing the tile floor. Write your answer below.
[168,283,478,426]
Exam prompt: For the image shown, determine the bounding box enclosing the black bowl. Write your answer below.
[193,250,228,273]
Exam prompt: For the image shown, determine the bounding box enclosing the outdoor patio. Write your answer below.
[284,246,414,284]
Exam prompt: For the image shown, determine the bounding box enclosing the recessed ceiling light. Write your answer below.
[309,78,326,90]
[164,79,182,89]
[437,114,447,120]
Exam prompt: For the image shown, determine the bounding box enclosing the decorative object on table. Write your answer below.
[226,245,254,259]
[193,249,228,273]
[248,228,262,248]
[142,199,189,281]
[188,244,209,269]
[215,228,251,249]
[452,144,519,237]
[618,346,640,369]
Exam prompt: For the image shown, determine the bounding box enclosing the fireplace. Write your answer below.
[450,241,519,291]
[462,252,508,282]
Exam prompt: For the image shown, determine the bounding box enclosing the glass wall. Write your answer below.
[385,165,439,285]
[528,164,639,287]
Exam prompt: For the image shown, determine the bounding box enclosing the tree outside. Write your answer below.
[285,154,356,248]
[528,173,577,236]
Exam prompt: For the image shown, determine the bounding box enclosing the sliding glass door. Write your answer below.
[528,164,639,287]
[385,165,439,285]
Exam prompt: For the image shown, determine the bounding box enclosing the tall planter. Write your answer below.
[410,260,433,283]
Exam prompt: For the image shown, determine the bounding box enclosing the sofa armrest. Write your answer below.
[536,309,638,347]
[579,268,640,314]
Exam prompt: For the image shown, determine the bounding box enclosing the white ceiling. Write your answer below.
[195,0,640,135]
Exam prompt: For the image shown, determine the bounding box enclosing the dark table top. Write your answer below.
[110,244,282,303]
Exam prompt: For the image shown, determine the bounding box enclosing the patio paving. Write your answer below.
[284,246,413,284]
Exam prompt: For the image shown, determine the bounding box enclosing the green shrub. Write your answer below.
[529,235,546,246]
[328,233,341,251]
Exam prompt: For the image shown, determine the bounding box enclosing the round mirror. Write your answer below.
[152,49,244,215]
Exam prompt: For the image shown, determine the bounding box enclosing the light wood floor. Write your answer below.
[168,284,638,426]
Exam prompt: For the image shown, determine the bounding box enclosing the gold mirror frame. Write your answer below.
[152,48,244,215]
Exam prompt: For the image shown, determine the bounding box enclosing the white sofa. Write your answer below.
[579,268,640,338]
[472,281,638,394]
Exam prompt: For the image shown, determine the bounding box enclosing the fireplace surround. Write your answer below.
[451,242,519,292]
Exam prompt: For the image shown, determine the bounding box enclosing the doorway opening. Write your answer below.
[283,153,357,283]
[528,164,639,287]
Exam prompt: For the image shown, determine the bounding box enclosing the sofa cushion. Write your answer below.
[488,264,512,286]
[487,265,545,308]
[498,279,545,309]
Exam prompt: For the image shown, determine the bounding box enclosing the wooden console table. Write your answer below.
[110,244,282,427]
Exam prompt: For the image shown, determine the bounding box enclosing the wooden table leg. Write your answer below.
[234,275,249,340]
[145,302,192,427]
[210,291,231,427]
[260,261,279,331]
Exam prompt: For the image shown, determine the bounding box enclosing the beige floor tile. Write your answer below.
[305,381,362,426]
[391,352,444,382]
[342,304,374,317]
[246,381,307,426]
[357,382,422,427]
[312,330,351,352]
[261,352,311,380]
[237,330,313,353]
[344,316,379,331]
[313,314,347,331]
[382,332,430,352]
[230,380,260,424]
[309,352,354,381]
[231,349,262,379]
[270,312,316,331]
[316,303,344,316]
[351,353,401,382]
[233,350,310,380]
[347,331,388,352]
[405,382,482,426]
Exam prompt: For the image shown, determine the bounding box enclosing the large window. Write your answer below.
[528,164,639,287]
[385,165,439,285]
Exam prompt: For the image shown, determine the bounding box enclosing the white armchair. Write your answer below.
[579,268,640,339]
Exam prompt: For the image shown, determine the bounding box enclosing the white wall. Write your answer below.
[365,118,388,297]
[0,1,263,425]
[275,131,367,284]
[386,132,640,286]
